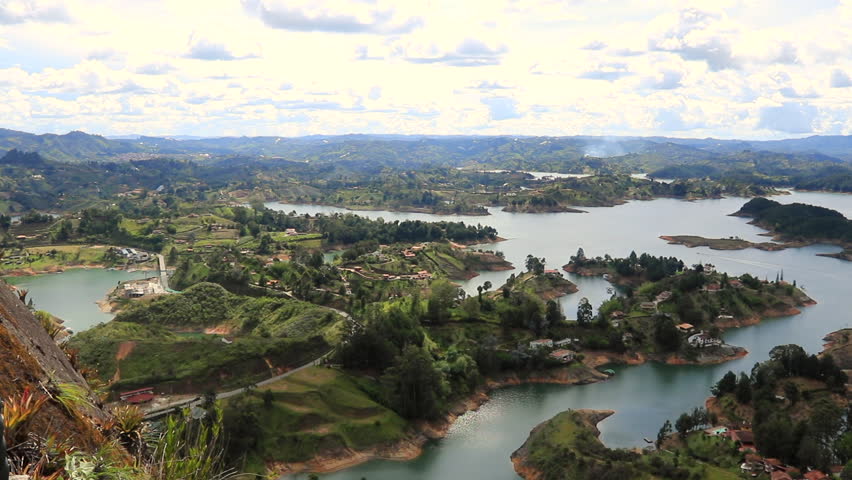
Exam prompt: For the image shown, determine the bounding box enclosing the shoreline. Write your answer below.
[268,296,813,476]
[274,200,491,217]
[511,409,615,480]
[268,366,608,476]
[269,339,751,477]
[1,263,157,278]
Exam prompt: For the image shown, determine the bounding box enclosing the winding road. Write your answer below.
[141,294,358,419]
[142,351,332,419]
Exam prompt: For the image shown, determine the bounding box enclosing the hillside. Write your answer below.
[735,197,852,244]
[69,283,343,393]
[0,280,109,465]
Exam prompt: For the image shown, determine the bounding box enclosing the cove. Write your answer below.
[5,268,152,333]
[268,191,851,480]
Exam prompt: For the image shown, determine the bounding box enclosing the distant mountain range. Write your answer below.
[2,127,852,164]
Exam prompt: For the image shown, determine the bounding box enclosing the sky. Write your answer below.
[0,0,851,139]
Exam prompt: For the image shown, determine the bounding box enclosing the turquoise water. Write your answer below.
[266,191,851,480]
[5,268,152,333]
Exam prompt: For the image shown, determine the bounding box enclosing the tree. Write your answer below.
[784,382,800,405]
[711,371,737,397]
[545,300,563,326]
[654,317,681,352]
[577,297,593,326]
[382,346,445,419]
[427,279,459,324]
[167,246,179,266]
[675,412,693,438]
[257,234,274,254]
[525,254,545,275]
[735,373,752,404]
[461,297,481,320]
[657,419,672,448]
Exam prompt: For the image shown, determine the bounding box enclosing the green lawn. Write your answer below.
[225,367,410,472]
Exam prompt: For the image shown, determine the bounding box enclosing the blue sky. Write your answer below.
[0,0,851,139]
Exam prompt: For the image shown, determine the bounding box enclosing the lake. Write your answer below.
[5,268,153,333]
[267,190,851,480]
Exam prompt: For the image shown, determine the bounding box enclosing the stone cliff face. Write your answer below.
[0,280,106,449]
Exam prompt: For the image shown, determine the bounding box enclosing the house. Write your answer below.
[221,337,234,345]
[704,426,728,436]
[675,323,694,333]
[803,470,828,480]
[688,332,723,348]
[640,301,657,311]
[549,349,575,363]
[554,338,573,348]
[770,472,793,480]
[403,251,416,258]
[656,291,673,303]
[285,228,298,236]
[610,311,625,319]
[416,270,432,280]
[703,283,721,293]
[529,339,554,350]
[716,314,734,322]
[730,430,756,451]
[543,269,561,275]
[120,387,156,404]
[741,454,767,475]
[621,332,634,343]
[729,279,744,288]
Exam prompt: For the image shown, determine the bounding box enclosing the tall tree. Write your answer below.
[576,297,593,326]
[382,346,445,419]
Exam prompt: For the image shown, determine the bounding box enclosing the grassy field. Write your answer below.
[226,367,410,472]
[0,244,127,272]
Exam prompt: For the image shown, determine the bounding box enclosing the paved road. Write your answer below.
[156,254,170,291]
[141,286,358,419]
[142,352,331,419]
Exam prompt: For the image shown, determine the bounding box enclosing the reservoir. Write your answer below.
[266,191,851,479]
[5,268,152,333]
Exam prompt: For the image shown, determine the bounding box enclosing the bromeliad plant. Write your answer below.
[104,405,147,460]
[2,387,48,444]
[147,407,236,480]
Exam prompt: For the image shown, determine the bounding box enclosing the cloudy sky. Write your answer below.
[1,0,851,139]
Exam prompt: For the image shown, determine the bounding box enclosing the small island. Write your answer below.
[659,235,788,251]
[511,409,741,480]
[661,198,852,261]
[498,256,579,300]
[560,249,815,365]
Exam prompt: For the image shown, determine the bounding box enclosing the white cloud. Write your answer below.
[243,0,423,34]
[0,0,850,138]
[758,102,817,134]
[830,69,852,88]
[0,0,70,24]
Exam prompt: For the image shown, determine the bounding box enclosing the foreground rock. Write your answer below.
[0,281,108,450]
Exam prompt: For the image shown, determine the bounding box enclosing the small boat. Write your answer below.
[602,369,616,376]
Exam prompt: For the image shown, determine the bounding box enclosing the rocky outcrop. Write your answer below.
[0,281,106,450]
